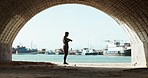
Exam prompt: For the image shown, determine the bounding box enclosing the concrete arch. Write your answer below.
[0,0,147,67]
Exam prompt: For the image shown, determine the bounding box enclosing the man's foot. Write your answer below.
[63,62,69,65]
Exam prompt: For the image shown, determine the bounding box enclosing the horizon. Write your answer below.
[12,4,130,50]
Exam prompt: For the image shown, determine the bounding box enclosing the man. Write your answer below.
[63,32,72,64]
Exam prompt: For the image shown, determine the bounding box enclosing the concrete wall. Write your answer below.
[0,43,12,62]
[131,41,146,67]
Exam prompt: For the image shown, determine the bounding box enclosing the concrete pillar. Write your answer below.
[143,42,148,67]
[131,41,147,67]
[0,43,12,62]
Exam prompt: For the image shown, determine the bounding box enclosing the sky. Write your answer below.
[12,4,129,50]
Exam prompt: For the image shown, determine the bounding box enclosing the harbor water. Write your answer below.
[12,54,131,63]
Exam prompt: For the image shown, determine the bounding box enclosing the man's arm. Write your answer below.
[67,38,72,42]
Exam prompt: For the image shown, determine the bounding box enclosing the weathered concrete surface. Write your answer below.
[0,43,12,62]
[0,62,148,78]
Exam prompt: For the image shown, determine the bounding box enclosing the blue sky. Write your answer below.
[12,4,129,50]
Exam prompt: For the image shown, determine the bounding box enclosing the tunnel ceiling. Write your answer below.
[0,0,147,44]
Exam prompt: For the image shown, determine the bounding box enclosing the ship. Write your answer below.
[81,48,98,55]
[12,45,38,54]
[103,40,131,56]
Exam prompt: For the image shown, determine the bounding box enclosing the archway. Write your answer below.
[0,0,147,67]
[12,4,131,65]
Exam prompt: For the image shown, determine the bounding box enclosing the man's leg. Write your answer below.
[64,47,68,64]
[64,52,68,64]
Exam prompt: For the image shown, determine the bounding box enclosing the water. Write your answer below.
[12,54,131,63]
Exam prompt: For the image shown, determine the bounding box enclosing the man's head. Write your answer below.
[65,32,69,37]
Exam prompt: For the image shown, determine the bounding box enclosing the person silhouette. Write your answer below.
[63,32,72,64]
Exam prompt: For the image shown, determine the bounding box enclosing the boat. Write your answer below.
[103,40,131,56]
[12,45,38,54]
[124,49,131,56]
[47,50,55,55]
[76,51,82,55]
[81,48,98,55]
[85,52,98,55]
[55,49,64,55]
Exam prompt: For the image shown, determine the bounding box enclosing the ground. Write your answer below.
[0,61,148,78]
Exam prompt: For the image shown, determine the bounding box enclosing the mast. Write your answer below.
[31,41,33,49]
